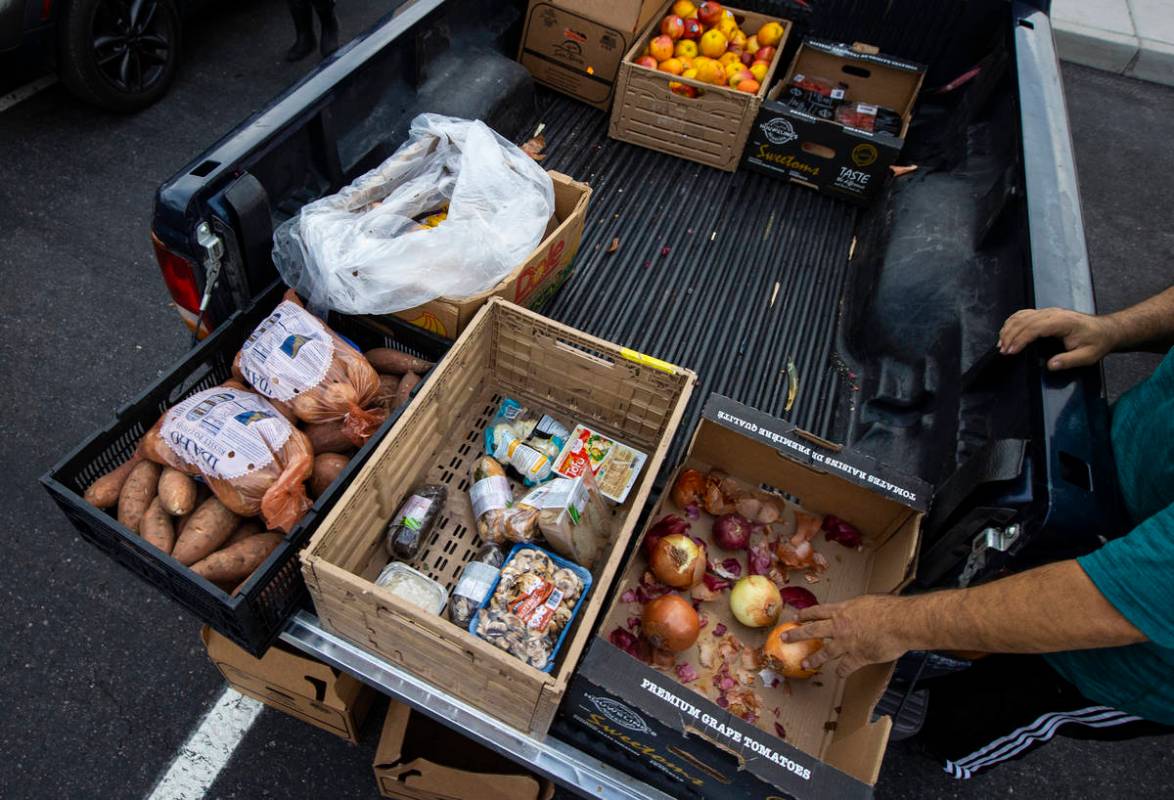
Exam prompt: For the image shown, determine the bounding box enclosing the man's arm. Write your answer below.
[999,285,1174,371]
[785,559,1146,677]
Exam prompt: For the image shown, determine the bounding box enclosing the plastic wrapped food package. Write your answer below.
[232,290,385,445]
[447,543,505,628]
[484,398,569,486]
[520,470,614,569]
[384,484,447,560]
[469,457,539,544]
[376,562,448,615]
[472,545,591,671]
[140,385,313,532]
[271,114,555,316]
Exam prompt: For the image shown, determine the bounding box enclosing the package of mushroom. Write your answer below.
[558,393,930,800]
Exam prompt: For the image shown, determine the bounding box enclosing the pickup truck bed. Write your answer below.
[152,0,1117,590]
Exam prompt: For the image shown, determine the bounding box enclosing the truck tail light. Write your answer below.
[152,232,210,337]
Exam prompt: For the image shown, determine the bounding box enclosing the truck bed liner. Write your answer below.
[532,93,855,465]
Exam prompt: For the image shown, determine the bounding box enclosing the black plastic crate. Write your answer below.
[41,281,451,656]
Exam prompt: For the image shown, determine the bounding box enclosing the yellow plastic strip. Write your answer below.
[620,348,678,374]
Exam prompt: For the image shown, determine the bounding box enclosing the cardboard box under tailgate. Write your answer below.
[302,298,695,734]
[561,395,931,798]
[373,703,554,800]
[202,626,373,743]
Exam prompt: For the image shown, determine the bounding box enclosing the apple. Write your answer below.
[660,15,685,41]
[755,45,777,64]
[728,67,753,88]
[649,34,675,62]
[635,55,658,69]
[681,17,703,41]
[740,51,755,66]
[697,1,723,27]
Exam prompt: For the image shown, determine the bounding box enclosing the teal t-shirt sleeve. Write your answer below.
[1078,502,1174,649]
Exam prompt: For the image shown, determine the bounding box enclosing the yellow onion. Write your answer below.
[764,621,823,679]
[643,593,701,652]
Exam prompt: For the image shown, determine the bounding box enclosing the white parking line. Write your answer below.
[0,75,58,113]
[145,687,264,800]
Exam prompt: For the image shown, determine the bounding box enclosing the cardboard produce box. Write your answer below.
[561,395,931,798]
[392,171,591,339]
[373,702,554,800]
[742,40,926,202]
[301,298,695,734]
[518,0,663,111]
[609,1,790,171]
[201,626,373,744]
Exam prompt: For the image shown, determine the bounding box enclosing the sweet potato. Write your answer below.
[140,497,176,554]
[173,497,240,566]
[158,468,197,516]
[304,420,356,455]
[84,454,143,508]
[374,374,400,412]
[117,461,162,533]
[225,518,264,547]
[191,533,283,584]
[365,348,433,376]
[395,371,420,407]
[310,453,349,499]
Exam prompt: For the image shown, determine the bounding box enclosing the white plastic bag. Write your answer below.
[272,114,555,315]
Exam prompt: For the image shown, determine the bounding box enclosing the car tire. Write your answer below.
[57,0,181,112]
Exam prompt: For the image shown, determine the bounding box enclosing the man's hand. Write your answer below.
[998,307,1118,371]
[783,595,914,678]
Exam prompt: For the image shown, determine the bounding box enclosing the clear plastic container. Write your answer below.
[374,562,448,615]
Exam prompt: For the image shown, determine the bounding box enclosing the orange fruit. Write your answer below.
[678,55,694,69]
[649,34,675,62]
[674,40,698,59]
[693,58,724,84]
[736,78,760,93]
[659,58,685,75]
[672,0,697,17]
[749,60,769,82]
[699,28,728,58]
[757,21,784,48]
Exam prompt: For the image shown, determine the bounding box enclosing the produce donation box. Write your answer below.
[559,394,931,799]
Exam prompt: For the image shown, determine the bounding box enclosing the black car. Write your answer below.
[1,0,182,111]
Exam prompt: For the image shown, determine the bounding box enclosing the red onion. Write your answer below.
[609,628,649,662]
[779,586,819,609]
[712,622,727,636]
[644,514,691,558]
[822,514,863,548]
[626,616,642,632]
[675,662,699,683]
[708,558,742,580]
[713,513,752,550]
[774,722,787,739]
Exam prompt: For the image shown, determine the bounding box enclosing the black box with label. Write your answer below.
[741,40,926,203]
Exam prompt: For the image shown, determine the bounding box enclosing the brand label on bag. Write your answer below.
[162,388,293,479]
[239,301,334,402]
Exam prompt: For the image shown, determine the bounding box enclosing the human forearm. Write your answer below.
[885,560,1145,654]
[787,559,1146,676]
[1102,286,1174,354]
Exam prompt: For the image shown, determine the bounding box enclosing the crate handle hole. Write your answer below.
[555,339,615,367]
[841,64,871,78]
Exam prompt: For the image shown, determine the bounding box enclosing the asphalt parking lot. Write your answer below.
[0,3,1170,798]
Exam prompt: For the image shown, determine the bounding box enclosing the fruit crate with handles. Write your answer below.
[41,280,452,657]
[610,1,790,171]
[300,297,696,734]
